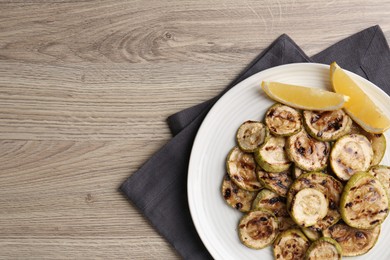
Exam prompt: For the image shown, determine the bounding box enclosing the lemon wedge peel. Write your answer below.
[261,81,348,111]
[330,62,390,134]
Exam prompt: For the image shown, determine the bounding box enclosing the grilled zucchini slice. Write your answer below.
[290,188,328,227]
[273,229,310,260]
[287,172,343,231]
[221,173,257,212]
[252,188,288,217]
[226,146,262,191]
[265,104,302,136]
[303,109,352,141]
[286,130,330,172]
[256,167,293,197]
[330,134,373,181]
[350,123,386,166]
[301,227,321,241]
[368,165,390,198]
[340,172,389,229]
[305,237,342,260]
[323,222,381,256]
[238,209,278,249]
[236,121,270,152]
[251,189,296,231]
[254,136,291,172]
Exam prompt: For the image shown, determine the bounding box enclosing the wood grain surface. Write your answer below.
[0,0,390,259]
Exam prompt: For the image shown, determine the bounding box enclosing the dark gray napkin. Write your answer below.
[121,25,390,260]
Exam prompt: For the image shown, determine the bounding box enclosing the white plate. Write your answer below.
[188,63,390,260]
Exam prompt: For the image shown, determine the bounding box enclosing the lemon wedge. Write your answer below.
[330,62,390,134]
[261,81,347,111]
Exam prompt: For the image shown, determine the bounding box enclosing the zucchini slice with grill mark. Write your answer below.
[286,130,330,172]
[323,222,381,256]
[256,167,293,197]
[368,165,390,198]
[273,228,310,260]
[340,172,389,229]
[252,188,288,217]
[236,121,270,152]
[330,134,373,181]
[304,237,342,260]
[265,104,303,136]
[238,209,278,249]
[221,173,257,212]
[251,189,296,231]
[301,227,321,241]
[350,123,386,166]
[254,136,291,172]
[226,146,262,191]
[287,172,343,231]
[290,188,328,227]
[303,109,352,141]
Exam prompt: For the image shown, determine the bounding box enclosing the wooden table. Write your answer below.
[0,0,389,259]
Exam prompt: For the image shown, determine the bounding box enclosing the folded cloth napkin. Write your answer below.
[121,25,390,260]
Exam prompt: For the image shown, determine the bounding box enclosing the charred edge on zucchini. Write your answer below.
[265,104,303,136]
